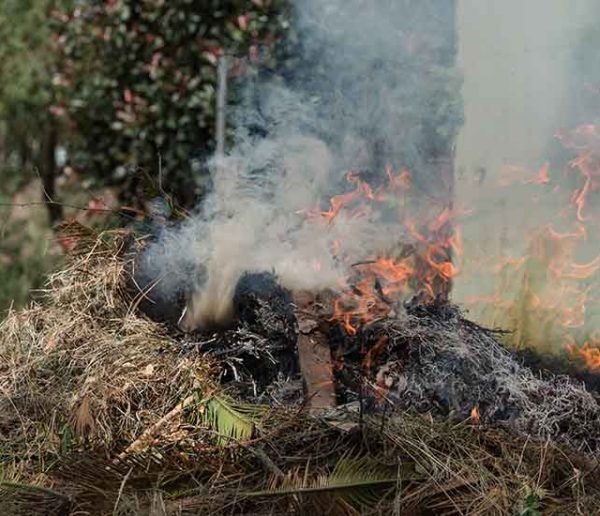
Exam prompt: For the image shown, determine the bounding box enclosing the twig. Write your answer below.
[215,54,228,160]
[0,199,141,220]
[113,467,133,515]
[351,260,377,267]
[248,446,283,478]
[115,394,197,462]
[157,152,164,194]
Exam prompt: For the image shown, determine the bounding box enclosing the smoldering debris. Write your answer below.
[341,302,600,453]
[169,265,600,453]
[133,0,463,333]
[6,226,600,515]
[180,272,300,398]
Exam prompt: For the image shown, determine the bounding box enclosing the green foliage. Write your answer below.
[201,395,267,445]
[0,0,71,164]
[519,487,543,516]
[52,0,290,205]
[0,169,61,315]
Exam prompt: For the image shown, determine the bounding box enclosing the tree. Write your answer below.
[52,0,290,207]
[0,0,72,223]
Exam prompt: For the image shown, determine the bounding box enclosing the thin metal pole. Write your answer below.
[215,55,228,159]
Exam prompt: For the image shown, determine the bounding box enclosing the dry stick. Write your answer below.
[293,292,337,413]
[115,394,197,463]
[0,199,143,224]
[113,466,133,515]
[249,446,283,478]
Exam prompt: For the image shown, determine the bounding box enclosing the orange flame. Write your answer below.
[567,340,600,370]
[527,162,551,185]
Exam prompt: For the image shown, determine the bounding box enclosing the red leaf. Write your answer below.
[124,88,134,103]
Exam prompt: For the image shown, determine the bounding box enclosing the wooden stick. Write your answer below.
[215,54,228,160]
[294,292,337,413]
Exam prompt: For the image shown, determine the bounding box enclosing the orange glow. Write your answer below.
[330,257,415,332]
[425,245,458,280]
[308,171,387,224]
[363,335,388,374]
[406,219,427,242]
[573,167,592,222]
[568,341,600,370]
[387,166,411,192]
[470,406,480,424]
[526,162,550,185]
[302,160,463,334]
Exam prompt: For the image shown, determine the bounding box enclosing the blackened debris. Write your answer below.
[184,272,300,400]
[233,272,297,344]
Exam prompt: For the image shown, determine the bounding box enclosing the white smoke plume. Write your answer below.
[136,0,461,330]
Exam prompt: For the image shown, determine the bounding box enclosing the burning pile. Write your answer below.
[2,224,600,514]
[306,167,461,335]
[4,0,600,513]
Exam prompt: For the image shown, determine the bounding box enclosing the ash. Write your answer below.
[180,272,301,401]
[345,301,600,454]
[173,276,600,454]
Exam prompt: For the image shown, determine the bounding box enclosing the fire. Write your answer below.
[535,162,550,184]
[567,338,600,370]
[311,170,384,224]
[527,162,551,185]
[470,406,480,424]
[387,166,411,192]
[498,162,551,187]
[559,124,600,223]
[308,118,600,360]
[330,257,414,335]
[363,335,388,374]
[310,166,461,334]
[462,122,600,364]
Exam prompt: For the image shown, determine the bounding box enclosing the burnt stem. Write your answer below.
[294,291,337,413]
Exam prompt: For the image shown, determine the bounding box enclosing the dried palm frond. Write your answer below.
[244,452,416,514]
[0,482,71,516]
[4,223,600,515]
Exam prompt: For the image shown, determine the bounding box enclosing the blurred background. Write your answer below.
[0,0,291,313]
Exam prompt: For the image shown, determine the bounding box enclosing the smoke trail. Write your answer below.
[136,0,462,330]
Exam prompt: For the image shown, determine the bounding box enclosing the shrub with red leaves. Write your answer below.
[52,0,290,207]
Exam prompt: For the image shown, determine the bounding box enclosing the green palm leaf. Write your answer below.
[202,395,268,446]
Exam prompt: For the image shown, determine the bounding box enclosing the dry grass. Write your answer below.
[0,223,213,479]
[0,222,599,515]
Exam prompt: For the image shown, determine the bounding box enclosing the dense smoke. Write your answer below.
[454,0,600,351]
[137,0,461,330]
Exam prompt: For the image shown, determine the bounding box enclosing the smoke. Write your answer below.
[453,0,600,351]
[136,0,461,330]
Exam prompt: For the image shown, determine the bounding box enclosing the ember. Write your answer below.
[300,167,463,334]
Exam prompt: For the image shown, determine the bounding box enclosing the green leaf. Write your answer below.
[201,395,267,446]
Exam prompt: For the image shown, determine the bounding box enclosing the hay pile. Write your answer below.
[1,223,600,515]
